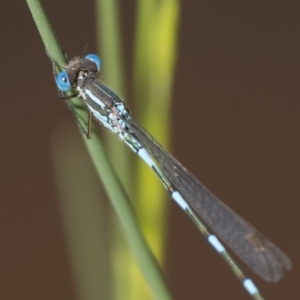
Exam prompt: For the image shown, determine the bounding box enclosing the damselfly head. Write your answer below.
[56,54,102,92]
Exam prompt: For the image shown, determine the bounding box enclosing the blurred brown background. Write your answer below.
[1,1,299,299]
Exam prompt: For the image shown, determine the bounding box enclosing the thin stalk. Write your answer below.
[95,0,131,193]
[26,0,173,299]
[132,0,180,298]
[94,1,134,299]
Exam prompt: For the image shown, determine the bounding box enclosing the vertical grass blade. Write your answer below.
[94,1,135,299]
[26,1,173,299]
[132,0,180,298]
[94,0,130,192]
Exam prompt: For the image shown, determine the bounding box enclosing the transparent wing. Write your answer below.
[129,120,292,282]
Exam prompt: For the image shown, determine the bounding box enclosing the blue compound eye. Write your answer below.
[56,71,71,92]
[85,54,102,72]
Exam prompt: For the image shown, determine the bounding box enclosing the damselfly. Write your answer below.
[53,54,292,299]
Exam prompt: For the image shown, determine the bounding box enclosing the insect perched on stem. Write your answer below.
[53,53,292,300]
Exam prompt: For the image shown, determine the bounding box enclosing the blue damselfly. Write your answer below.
[53,54,292,300]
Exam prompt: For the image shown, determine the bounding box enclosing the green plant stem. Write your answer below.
[26,0,173,299]
[94,1,135,300]
[95,0,131,193]
[133,0,180,277]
